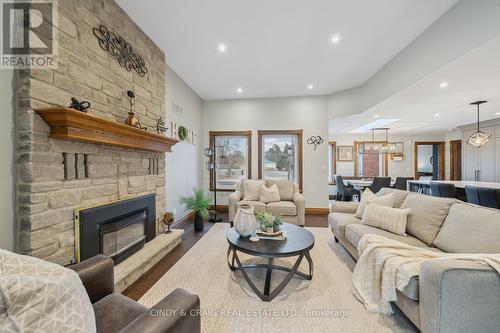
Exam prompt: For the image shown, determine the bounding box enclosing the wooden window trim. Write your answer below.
[209,130,252,192]
[414,141,446,181]
[258,129,303,192]
[329,141,337,184]
[353,141,389,177]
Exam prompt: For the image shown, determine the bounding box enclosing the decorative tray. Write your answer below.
[255,230,287,241]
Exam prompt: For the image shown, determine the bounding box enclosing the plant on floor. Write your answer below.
[180,189,210,231]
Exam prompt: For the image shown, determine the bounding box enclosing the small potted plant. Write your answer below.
[180,189,210,231]
[272,215,283,232]
[255,211,273,233]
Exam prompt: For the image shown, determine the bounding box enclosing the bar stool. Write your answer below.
[465,186,500,209]
[430,182,457,198]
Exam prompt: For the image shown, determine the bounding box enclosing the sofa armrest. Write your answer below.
[228,190,242,222]
[419,259,500,333]
[293,192,305,226]
[331,201,359,214]
[69,254,114,304]
[121,288,201,333]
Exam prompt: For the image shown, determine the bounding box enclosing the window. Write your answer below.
[258,130,303,191]
[354,141,388,177]
[328,141,336,183]
[209,131,252,191]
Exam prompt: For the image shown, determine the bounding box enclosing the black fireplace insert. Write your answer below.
[76,194,156,264]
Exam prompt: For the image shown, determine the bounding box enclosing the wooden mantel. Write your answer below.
[35,108,179,153]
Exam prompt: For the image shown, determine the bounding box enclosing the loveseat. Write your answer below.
[329,188,500,333]
[228,179,305,226]
[70,255,201,333]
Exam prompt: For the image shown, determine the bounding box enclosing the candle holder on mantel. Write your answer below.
[163,212,174,234]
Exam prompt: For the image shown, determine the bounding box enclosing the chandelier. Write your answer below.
[467,100,491,148]
[358,128,404,155]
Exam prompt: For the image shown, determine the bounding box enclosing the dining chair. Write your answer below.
[335,175,360,202]
[368,177,391,194]
[392,177,414,191]
[418,175,433,194]
[465,186,500,209]
[430,182,457,198]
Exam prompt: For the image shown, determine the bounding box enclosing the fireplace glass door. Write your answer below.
[100,211,147,260]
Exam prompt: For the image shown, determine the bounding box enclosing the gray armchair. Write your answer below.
[229,179,305,226]
[70,255,201,333]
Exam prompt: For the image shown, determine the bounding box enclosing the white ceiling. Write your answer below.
[118,0,457,100]
[331,35,500,135]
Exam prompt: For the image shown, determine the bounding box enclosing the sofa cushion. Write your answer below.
[94,293,147,333]
[361,204,410,236]
[266,180,295,201]
[433,202,500,253]
[260,184,281,203]
[345,224,431,250]
[328,213,361,239]
[236,200,266,213]
[400,193,455,245]
[242,179,265,201]
[376,188,410,208]
[266,201,297,216]
[354,188,395,218]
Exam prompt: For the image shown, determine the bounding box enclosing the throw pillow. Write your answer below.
[260,184,281,203]
[354,188,395,219]
[242,179,265,201]
[0,249,96,333]
[361,203,410,236]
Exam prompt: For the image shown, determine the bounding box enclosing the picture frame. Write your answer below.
[337,145,354,162]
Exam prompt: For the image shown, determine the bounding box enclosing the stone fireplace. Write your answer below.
[14,0,173,267]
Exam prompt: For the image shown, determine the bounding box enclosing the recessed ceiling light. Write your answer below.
[434,113,440,117]
[495,112,500,116]
[236,87,243,93]
[307,84,314,90]
[331,34,341,44]
[374,115,380,118]
[218,43,227,53]
[439,82,448,88]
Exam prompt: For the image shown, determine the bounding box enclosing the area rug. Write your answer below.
[139,224,417,333]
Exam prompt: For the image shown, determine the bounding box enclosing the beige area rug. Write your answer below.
[139,224,417,333]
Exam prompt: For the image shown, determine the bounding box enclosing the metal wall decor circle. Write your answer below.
[93,24,148,77]
[307,136,324,150]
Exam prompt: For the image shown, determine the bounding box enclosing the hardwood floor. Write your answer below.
[123,213,328,300]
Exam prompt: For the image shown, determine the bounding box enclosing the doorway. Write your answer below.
[449,140,462,181]
[414,142,445,180]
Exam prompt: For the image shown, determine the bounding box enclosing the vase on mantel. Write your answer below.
[234,204,257,238]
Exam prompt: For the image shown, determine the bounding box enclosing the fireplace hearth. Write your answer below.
[76,194,156,264]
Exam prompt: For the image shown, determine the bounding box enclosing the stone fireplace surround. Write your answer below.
[14,0,174,267]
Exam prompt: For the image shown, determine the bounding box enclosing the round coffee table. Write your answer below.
[226,223,314,302]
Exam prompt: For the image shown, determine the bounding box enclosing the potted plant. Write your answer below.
[255,211,282,233]
[180,189,210,231]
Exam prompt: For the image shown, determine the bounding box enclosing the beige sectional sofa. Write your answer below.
[329,188,500,333]
[228,180,305,226]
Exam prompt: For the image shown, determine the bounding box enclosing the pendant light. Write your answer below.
[467,101,491,148]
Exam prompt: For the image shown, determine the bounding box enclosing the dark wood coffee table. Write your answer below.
[226,223,314,302]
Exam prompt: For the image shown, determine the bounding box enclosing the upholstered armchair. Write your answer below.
[228,179,305,226]
[69,255,201,333]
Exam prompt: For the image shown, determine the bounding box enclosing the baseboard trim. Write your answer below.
[210,205,329,215]
[172,211,195,228]
[305,208,330,215]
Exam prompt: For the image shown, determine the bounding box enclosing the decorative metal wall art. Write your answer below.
[155,117,168,134]
[307,135,324,150]
[93,24,148,77]
[69,97,90,113]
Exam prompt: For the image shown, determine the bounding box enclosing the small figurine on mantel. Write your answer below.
[125,90,148,131]
[163,212,174,234]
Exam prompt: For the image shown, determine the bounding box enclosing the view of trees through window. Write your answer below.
[215,136,248,189]
[262,135,298,182]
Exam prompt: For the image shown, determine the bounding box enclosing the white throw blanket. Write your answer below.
[352,234,500,314]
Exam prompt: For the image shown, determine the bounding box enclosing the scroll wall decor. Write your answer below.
[307,135,324,150]
[93,24,148,77]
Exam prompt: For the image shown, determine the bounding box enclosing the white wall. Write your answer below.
[0,69,14,250]
[165,66,204,223]
[202,96,330,208]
